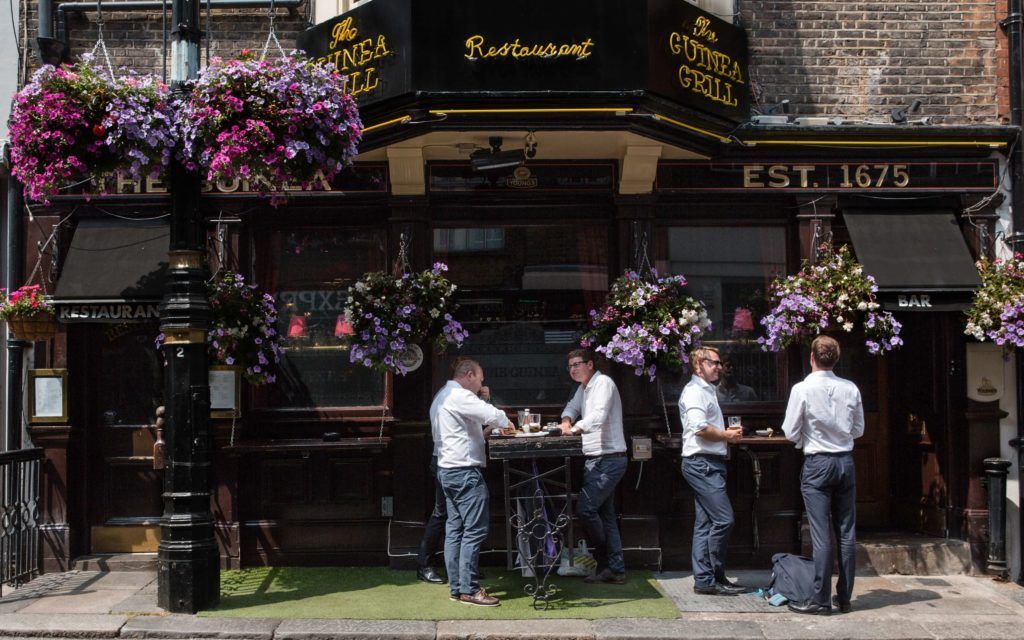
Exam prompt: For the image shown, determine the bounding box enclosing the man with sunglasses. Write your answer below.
[679,346,746,596]
[559,348,627,585]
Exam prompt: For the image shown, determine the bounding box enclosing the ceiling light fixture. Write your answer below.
[470,137,526,172]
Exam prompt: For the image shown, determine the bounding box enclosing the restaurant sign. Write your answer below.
[58,303,161,323]
[299,0,750,123]
[656,160,999,192]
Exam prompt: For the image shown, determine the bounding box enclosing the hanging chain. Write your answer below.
[632,221,654,281]
[378,374,389,439]
[260,0,288,61]
[394,232,412,277]
[90,0,116,78]
[658,379,672,436]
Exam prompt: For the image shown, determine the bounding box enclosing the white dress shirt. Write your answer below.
[679,374,728,458]
[561,371,627,457]
[781,370,865,454]
[434,380,509,469]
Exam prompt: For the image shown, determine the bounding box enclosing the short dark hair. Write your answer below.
[811,335,841,369]
[567,348,595,363]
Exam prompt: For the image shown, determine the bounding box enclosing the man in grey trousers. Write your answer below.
[781,335,865,615]
[679,346,746,596]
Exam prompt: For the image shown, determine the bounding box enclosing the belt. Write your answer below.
[599,451,628,458]
[805,451,852,458]
[685,453,727,460]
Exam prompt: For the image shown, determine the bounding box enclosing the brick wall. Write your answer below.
[17,1,1009,126]
[743,1,1006,124]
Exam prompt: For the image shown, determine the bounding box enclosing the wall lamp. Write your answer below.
[470,137,526,172]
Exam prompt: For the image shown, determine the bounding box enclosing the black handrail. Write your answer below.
[0,448,43,596]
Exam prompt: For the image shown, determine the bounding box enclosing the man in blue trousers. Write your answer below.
[435,358,513,607]
[679,346,746,596]
[782,335,864,615]
[559,348,628,585]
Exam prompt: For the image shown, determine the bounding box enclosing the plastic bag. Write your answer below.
[557,540,597,577]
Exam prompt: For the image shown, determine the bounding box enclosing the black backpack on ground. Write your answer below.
[767,553,816,603]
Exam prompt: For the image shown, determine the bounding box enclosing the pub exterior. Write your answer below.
[8,0,1023,582]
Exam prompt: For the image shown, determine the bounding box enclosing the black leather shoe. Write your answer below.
[715,580,749,595]
[417,567,445,584]
[832,596,852,613]
[788,600,832,615]
[693,583,739,596]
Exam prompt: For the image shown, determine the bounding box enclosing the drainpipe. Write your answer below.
[36,0,68,65]
[1003,0,1024,586]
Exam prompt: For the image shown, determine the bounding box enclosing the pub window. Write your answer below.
[257,228,386,409]
[433,224,609,409]
[656,226,786,403]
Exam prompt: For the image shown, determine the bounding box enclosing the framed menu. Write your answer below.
[28,369,68,424]
[209,366,241,419]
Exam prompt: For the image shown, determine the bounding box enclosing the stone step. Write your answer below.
[71,553,158,572]
[856,533,973,575]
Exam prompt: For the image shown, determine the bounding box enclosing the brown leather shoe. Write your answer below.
[459,588,500,607]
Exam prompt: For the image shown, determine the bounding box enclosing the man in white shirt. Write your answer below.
[679,346,746,596]
[560,348,628,584]
[436,358,514,607]
[781,335,864,615]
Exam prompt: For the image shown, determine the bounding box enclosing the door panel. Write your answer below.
[85,323,164,552]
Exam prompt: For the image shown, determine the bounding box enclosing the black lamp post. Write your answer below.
[157,0,219,613]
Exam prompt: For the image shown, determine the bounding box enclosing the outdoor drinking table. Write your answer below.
[487,432,584,609]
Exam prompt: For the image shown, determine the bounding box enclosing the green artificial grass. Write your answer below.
[200,567,679,620]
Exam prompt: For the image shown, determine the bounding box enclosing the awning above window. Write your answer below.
[843,211,980,312]
[54,219,169,303]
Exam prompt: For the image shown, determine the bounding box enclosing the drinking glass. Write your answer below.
[728,416,742,429]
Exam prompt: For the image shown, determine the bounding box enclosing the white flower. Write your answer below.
[857,301,867,311]
[843,322,854,332]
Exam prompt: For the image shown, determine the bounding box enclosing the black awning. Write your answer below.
[843,211,981,312]
[54,219,169,302]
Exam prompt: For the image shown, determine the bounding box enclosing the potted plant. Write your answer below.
[345,263,468,375]
[176,51,362,204]
[581,269,711,380]
[156,272,283,385]
[9,56,175,204]
[965,252,1024,350]
[759,243,903,355]
[0,285,58,341]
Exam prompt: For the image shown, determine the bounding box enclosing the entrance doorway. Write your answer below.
[82,323,164,553]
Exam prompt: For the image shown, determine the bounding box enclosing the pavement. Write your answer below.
[1,568,1024,639]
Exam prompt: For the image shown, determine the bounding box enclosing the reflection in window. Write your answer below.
[658,226,786,402]
[259,229,386,408]
[434,225,608,408]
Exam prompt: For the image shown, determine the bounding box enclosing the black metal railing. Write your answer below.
[0,449,43,596]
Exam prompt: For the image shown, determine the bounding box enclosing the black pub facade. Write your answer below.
[22,0,1017,576]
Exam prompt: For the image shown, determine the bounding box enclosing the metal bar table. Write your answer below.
[488,434,583,609]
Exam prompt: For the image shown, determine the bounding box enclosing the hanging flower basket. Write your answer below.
[759,243,903,355]
[0,285,58,341]
[964,252,1024,350]
[581,270,711,380]
[156,272,283,385]
[8,56,175,204]
[344,263,468,375]
[176,51,362,204]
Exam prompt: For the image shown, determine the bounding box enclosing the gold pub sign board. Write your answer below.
[298,0,751,124]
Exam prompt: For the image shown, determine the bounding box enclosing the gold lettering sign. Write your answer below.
[314,16,393,98]
[668,16,744,108]
[464,35,595,61]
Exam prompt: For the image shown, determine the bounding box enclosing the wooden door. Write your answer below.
[84,323,165,553]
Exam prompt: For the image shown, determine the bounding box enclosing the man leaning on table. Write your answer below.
[781,335,864,615]
[679,345,747,596]
[559,348,628,585]
[435,358,514,607]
